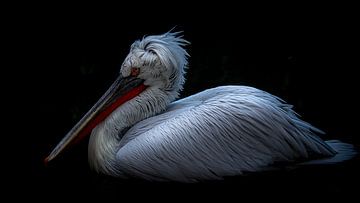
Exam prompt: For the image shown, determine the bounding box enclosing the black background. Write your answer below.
[10,3,359,201]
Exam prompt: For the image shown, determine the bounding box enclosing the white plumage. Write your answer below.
[49,31,356,182]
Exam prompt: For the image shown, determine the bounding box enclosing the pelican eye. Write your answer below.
[131,67,140,77]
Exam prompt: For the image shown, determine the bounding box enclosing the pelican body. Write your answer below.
[46,32,355,182]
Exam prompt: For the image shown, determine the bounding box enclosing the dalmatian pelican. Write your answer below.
[45,31,356,182]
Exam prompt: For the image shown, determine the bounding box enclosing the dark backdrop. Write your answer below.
[15,5,359,200]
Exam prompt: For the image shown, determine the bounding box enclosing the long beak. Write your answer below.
[44,75,146,164]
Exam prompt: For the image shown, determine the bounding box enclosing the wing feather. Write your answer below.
[116,86,335,182]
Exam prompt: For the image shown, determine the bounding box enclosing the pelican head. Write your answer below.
[121,32,189,99]
[45,31,190,164]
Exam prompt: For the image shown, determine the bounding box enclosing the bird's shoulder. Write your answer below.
[181,85,263,100]
[176,85,285,110]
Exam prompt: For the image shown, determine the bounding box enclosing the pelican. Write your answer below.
[45,31,356,182]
